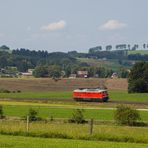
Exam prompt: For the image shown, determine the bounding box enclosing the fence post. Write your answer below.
[89,118,93,135]
[27,116,29,132]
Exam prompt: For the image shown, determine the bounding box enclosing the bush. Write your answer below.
[114,104,141,126]
[68,109,86,124]
[0,89,11,93]
[28,108,41,121]
[0,105,5,119]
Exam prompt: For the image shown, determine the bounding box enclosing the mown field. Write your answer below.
[0,104,147,121]
[0,135,148,148]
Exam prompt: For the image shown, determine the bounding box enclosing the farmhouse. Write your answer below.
[111,72,118,79]
[77,71,88,78]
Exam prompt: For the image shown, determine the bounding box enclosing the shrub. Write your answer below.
[68,109,86,124]
[49,115,54,121]
[0,105,5,119]
[114,104,141,126]
[28,108,41,121]
[0,89,11,93]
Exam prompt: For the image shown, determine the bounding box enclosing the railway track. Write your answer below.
[109,100,148,106]
[0,98,148,106]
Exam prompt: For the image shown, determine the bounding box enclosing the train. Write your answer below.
[73,88,109,102]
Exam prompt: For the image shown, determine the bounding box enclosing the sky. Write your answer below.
[0,0,148,52]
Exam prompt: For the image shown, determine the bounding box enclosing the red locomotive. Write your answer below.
[73,88,109,102]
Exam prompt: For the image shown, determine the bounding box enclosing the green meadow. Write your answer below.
[1,105,148,121]
[0,135,148,148]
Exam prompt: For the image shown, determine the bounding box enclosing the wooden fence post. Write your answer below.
[89,118,93,135]
[27,116,29,132]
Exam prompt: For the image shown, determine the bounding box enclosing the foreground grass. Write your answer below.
[2,105,148,121]
[0,135,148,148]
[0,121,148,144]
[0,90,148,103]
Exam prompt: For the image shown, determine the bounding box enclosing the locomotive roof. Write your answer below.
[73,88,107,93]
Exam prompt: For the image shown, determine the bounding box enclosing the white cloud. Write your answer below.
[99,19,127,31]
[41,20,66,31]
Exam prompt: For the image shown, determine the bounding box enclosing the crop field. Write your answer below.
[0,78,128,91]
[0,135,148,148]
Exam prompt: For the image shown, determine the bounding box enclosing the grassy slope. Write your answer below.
[128,50,148,55]
[77,58,123,71]
[0,135,147,148]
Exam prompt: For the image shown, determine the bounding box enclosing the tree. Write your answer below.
[114,105,141,126]
[89,46,102,53]
[48,65,61,78]
[0,45,10,51]
[33,66,48,77]
[128,62,148,93]
[106,45,112,51]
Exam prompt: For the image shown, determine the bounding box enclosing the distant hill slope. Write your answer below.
[128,50,148,55]
[78,58,132,71]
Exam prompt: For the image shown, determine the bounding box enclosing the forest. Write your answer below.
[0,45,148,78]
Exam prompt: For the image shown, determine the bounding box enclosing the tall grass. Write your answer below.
[0,121,148,144]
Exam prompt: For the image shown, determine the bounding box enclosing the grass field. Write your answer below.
[1,104,148,121]
[0,135,148,148]
[0,90,148,103]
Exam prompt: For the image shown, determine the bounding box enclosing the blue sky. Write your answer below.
[0,0,147,52]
